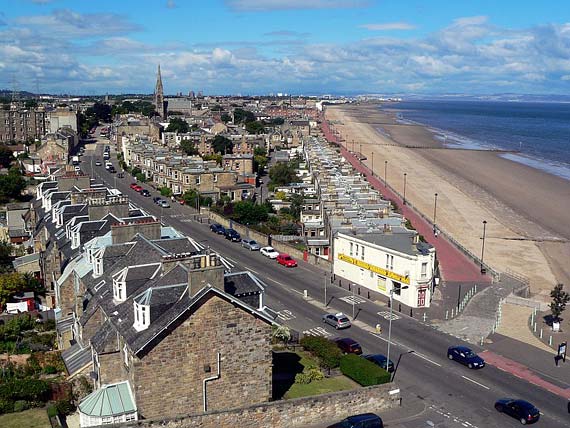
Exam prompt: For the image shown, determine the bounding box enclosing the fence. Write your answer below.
[505,295,548,311]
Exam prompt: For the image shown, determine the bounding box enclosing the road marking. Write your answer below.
[377,310,401,320]
[303,327,331,337]
[461,375,490,390]
[266,277,288,288]
[277,310,296,321]
[339,295,367,305]
[411,351,442,367]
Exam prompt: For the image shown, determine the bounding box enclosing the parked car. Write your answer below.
[447,346,485,369]
[241,239,261,251]
[260,246,279,259]
[95,160,102,166]
[117,172,124,178]
[140,189,151,197]
[210,223,226,235]
[153,196,162,204]
[130,183,139,190]
[322,312,351,330]
[108,166,116,173]
[494,399,540,425]
[362,354,394,373]
[327,413,383,428]
[158,200,170,208]
[335,338,362,355]
[277,253,297,267]
[133,185,143,192]
[225,229,241,242]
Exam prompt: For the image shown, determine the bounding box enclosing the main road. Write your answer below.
[81,139,569,428]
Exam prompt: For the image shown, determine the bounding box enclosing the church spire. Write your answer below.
[154,64,165,119]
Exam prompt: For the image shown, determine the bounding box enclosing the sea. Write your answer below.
[383,100,570,181]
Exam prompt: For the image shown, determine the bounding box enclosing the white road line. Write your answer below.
[461,375,490,390]
[243,266,260,275]
[412,352,442,367]
[266,277,288,288]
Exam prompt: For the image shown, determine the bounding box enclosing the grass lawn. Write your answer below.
[273,350,359,400]
[0,408,51,428]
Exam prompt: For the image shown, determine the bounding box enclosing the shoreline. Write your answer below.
[326,103,570,294]
[383,105,570,182]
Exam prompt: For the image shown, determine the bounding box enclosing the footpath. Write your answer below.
[319,116,570,402]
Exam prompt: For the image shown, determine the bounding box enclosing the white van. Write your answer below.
[105,161,113,170]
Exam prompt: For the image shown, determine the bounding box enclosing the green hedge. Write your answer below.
[0,379,50,403]
[340,354,391,386]
[299,336,342,369]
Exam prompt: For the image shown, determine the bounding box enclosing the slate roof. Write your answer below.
[61,342,92,376]
[355,231,433,256]
[223,271,266,296]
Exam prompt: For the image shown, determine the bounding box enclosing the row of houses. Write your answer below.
[30,170,279,426]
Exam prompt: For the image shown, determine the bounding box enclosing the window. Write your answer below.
[355,245,359,256]
[386,254,394,270]
[350,242,353,256]
[195,176,200,185]
[213,174,218,182]
[421,262,428,278]
[93,256,103,277]
[123,344,129,367]
[361,246,365,260]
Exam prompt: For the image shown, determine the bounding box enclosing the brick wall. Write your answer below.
[82,306,104,344]
[98,352,124,386]
[130,293,273,419]
[94,383,399,428]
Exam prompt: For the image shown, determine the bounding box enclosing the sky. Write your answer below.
[1,0,570,95]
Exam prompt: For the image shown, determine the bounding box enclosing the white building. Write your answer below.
[333,231,436,308]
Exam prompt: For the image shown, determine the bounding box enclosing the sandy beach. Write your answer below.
[326,104,570,298]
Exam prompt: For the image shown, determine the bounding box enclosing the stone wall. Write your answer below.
[208,211,330,269]
[98,352,124,386]
[95,383,399,428]
[130,293,273,420]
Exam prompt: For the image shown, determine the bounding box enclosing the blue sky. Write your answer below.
[1,0,570,95]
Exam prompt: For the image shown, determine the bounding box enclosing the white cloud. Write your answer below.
[360,22,415,31]
[561,75,570,81]
[225,0,368,12]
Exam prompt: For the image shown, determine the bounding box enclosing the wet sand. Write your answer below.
[327,104,570,296]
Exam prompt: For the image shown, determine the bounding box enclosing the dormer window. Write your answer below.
[92,249,104,278]
[133,302,149,331]
[112,269,127,303]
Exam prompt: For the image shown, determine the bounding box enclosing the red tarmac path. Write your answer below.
[320,117,490,283]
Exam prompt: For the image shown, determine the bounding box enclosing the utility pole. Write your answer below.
[433,193,438,234]
[384,161,388,185]
[403,173,407,205]
[480,220,487,273]
[324,273,328,307]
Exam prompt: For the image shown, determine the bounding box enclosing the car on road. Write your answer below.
[153,196,162,204]
[447,346,485,369]
[158,200,170,208]
[494,399,540,425]
[117,172,124,178]
[327,413,383,428]
[95,160,102,166]
[130,183,138,190]
[210,223,226,235]
[108,166,116,173]
[74,166,81,172]
[276,253,297,267]
[133,185,143,192]
[241,239,261,251]
[362,354,395,373]
[322,312,351,330]
[225,229,241,242]
[140,189,151,197]
[335,338,362,355]
[260,246,279,259]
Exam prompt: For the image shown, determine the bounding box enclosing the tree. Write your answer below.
[211,135,233,154]
[180,140,199,156]
[233,108,255,124]
[0,241,13,273]
[0,146,14,168]
[85,102,112,123]
[289,193,304,221]
[221,113,231,123]
[245,121,265,135]
[0,168,27,202]
[0,273,27,307]
[159,187,173,197]
[232,201,269,224]
[550,283,570,322]
[24,100,38,109]
[268,161,299,190]
[165,117,190,133]
[271,117,285,125]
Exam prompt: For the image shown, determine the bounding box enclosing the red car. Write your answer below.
[277,253,297,267]
[133,185,143,192]
[130,183,138,189]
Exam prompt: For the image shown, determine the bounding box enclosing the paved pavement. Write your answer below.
[82,138,570,427]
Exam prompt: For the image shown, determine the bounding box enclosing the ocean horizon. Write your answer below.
[383,100,570,181]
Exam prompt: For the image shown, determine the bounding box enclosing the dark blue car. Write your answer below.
[327,413,383,428]
[447,346,485,369]
[495,398,540,425]
[362,354,395,373]
[209,223,226,235]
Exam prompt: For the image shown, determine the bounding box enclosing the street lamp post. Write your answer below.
[324,273,328,307]
[371,152,374,176]
[480,220,488,273]
[403,173,407,205]
[433,193,438,234]
[386,286,408,375]
[384,160,388,185]
[352,285,356,320]
[359,143,362,164]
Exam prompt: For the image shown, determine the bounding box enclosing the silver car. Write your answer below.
[322,313,352,330]
[158,200,170,208]
[241,239,261,251]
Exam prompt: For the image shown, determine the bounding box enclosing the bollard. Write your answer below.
[423,313,427,322]
[480,337,484,346]
[540,329,543,339]
[445,310,449,320]
[339,280,342,288]
[534,322,537,332]
[475,284,477,293]
[303,290,308,299]
[549,336,552,346]
[451,308,454,317]
[348,283,351,291]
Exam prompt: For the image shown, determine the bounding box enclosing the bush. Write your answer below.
[300,336,342,369]
[43,366,58,375]
[0,398,14,414]
[294,372,311,384]
[47,404,58,418]
[0,378,50,402]
[13,400,29,412]
[339,354,391,386]
[306,366,324,382]
[55,399,75,416]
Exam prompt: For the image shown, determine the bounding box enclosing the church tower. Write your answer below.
[154,64,165,119]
